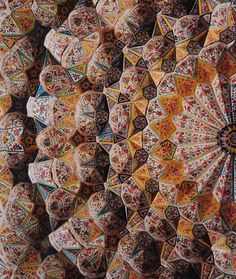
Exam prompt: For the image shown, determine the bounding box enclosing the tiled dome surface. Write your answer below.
[0,0,235,278]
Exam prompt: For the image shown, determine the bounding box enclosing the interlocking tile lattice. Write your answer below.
[0,0,236,278]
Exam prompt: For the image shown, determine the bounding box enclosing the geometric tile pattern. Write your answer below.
[0,0,235,278]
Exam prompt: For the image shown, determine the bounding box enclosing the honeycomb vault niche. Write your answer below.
[0,0,236,278]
